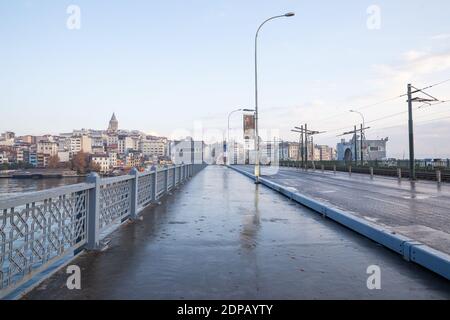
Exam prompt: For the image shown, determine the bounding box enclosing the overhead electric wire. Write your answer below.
[290,77,450,141]
[415,77,450,92]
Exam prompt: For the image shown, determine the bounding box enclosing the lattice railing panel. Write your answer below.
[0,190,88,290]
[137,173,154,208]
[99,180,131,230]
[157,172,166,195]
[176,167,181,185]
[168,169,174,189]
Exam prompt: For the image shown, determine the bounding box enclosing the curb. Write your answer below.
[228,165,450,281]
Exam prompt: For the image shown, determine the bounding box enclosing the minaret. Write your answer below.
[108,113,119,133]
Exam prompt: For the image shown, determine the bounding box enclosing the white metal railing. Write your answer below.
[0,163,197,298]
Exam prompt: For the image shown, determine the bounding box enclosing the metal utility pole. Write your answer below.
[406,83,441,180]
[350,109,366,166]
[291,127,302,166]
[354,125,357,165]
[338,125,370,165]
[304,124,308,168]
[293,124,322,169]
[360,124,364,165]
[407,84,415,180]
[300,125,304,166]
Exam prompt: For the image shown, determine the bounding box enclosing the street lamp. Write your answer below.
[254,12,295,183]
[349,109,365,129]
[227,108,255,165]
[350,109,366,165]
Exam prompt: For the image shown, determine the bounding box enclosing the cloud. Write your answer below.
[372,50,450,90]
[431,34,450,41]
[403,50,428,62]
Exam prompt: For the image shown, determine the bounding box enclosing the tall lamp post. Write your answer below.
[350,109,366,165]
[227,108,255,165]
[254,12,295,184]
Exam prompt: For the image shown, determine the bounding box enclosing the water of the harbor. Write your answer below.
[0,177,86,200]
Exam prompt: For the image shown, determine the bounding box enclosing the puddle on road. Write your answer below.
[363,216,379,223]
[402,194,436,200]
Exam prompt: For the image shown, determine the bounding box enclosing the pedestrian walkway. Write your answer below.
[24,166,450,300]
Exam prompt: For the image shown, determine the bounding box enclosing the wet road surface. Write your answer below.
[24,166,450,299]
[236,165,450,256]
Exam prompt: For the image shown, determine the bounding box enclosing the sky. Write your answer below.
[1,0,450,158]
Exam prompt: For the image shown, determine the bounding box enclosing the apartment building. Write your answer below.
[70,135,92,155]
[118,135,134,155]
[37,141,58,157]
[140,139,166,157]
[91,154,110,174]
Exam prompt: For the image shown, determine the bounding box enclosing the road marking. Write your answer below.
[364,196,410,209]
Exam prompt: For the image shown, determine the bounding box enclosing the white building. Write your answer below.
[91,154,110,174]
[0,151,8,164]
[171,138,204,165]
[107,135,118,147]
[108,152,118,168]
[70,135,92,155]
[140,139,166,157]
[118,136,134,155]
[16,148,25,163]
[37,141,58,156]
[0,138,14,147]
[58,151,70,163]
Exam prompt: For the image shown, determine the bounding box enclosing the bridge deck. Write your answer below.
[236,165,450,257]
[24,166,450,299]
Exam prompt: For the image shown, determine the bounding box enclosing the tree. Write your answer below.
[71,152,88,174]
[48,155,60,169]
[89,161,101,173]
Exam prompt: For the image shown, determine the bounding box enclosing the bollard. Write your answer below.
[321,165,324,173]
[397,168,402,181]
[437,170,442,184]
[370,167,374,179]
[333,165,336,174]
[349,166,352,176]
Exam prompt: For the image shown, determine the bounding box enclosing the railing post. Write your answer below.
[151,166,157,202]
[86,172,100,250]
[165,165,169,193]
[130,168,139,220]
[173,165,177,187]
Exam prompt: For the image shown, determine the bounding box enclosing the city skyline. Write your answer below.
[1,1,450,159]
